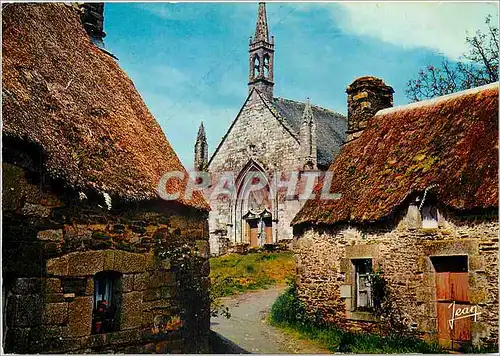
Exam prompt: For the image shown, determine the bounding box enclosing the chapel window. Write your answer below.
[352,259,373,310]
[92,271,122,334]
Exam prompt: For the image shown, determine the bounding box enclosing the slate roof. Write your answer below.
[2,3,209,210]
[272,97,347,168]
[293,82,499,226]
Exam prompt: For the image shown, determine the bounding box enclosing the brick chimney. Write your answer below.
[80,3,106,48]
[345,76,394,142]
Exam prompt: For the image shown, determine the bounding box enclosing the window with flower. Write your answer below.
[92,271,122,334]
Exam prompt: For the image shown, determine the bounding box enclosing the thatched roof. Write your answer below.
[293,82,499,226]
[2,3,208,210]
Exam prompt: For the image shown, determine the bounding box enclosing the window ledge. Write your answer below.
[346,310,376,322]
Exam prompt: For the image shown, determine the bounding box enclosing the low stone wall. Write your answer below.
[3,163,210,353]
[293,211,498,347]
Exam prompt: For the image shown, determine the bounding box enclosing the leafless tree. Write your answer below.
[406,15,498,102]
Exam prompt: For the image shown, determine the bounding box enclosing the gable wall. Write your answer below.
[209,90,300,172]
[207,91,302,251]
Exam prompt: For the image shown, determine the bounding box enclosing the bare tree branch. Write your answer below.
[406,15,498,102]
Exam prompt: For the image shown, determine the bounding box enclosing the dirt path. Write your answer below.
[210,287,331,354]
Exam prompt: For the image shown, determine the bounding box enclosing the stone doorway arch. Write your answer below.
[232,160,275,246]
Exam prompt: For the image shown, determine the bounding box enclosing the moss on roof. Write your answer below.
[293,83,499,226]
[2,3,208,211]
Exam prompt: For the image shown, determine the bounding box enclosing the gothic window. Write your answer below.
[92,271,122,334]
[263,54,270,78]
[421,203,438,228]
[253,55,260,78]
[352,259,373,310]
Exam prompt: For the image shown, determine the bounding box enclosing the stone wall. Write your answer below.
[3,163,210,353]
[207,90,304,252]
[293,205,498,347]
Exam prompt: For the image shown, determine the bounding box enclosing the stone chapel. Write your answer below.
[194,3,347,255]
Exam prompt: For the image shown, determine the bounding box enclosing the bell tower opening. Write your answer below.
[248,2,274,100]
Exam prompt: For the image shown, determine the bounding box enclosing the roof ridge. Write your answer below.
[377,82,499,116]
[273,96,345,117]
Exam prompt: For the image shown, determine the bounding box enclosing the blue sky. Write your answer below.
[103,2,498,169]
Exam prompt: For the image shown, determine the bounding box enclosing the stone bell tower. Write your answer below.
[248,2,274,100]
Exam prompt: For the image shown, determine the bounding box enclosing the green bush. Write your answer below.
[462,340,499,354]
[269,283,444,354]
[269,284,312,326]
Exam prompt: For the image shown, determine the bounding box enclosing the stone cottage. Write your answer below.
[196,3,347,255]
[2,3,211,353]
[292,76,498,350]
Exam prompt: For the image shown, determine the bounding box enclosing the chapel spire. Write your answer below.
[248,2,274,100]
[194,122,208,171]
[254,2,269,42]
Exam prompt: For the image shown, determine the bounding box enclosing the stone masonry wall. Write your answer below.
[345,76,393,142]
[3,163,210,353]
[293,207,498,347]
[207,90,304,251]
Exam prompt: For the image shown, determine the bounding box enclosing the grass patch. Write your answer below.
[210,250,295,297]
[269,285,445,354]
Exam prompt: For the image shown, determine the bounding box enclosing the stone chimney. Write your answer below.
[80,3,106,48]
[345,76,394,142]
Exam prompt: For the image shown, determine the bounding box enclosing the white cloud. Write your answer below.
[135,3,204,21]
[329,2,498,60]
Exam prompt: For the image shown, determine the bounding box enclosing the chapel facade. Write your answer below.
[195,3,347,255]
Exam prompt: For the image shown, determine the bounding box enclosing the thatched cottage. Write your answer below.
[2,3,210,353]
[292,76,498,350]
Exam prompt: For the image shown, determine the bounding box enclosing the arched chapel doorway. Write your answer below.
[233,160,275,246]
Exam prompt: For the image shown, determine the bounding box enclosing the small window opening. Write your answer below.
[92,271,122,334]
[421,203,438,228]
[353,259,373,310]
[431,255,468,273]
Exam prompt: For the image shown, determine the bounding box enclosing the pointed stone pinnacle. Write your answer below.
[197,122,206,142]
[254,2,269,42]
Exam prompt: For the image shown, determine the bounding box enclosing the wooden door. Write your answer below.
[248,220,258,247]
[433,256,470,350]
